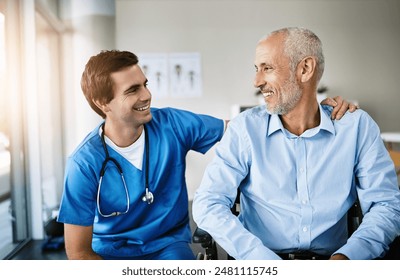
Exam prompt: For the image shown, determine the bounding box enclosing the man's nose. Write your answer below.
[254,71,264,88]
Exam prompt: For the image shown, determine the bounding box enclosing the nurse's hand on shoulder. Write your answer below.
[320,96,359,120]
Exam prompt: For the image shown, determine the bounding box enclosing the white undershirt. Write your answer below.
[99,126,145,170]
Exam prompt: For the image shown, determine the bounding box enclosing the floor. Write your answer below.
[10,239,67,260]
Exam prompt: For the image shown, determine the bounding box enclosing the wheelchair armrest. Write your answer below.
[192,227,212,245]
[192,227,219,260]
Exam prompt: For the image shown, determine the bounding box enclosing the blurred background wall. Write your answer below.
[115,0,400,198]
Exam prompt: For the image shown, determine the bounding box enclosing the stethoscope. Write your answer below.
[97,123,154,218]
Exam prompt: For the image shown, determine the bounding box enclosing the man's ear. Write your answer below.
[298,56,316,83]
[92,99,110,114]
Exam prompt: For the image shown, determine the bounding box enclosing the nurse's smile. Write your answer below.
[134,104,150,112]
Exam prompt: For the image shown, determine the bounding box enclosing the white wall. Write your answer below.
[60,0,116,156]
[116,0,400,199]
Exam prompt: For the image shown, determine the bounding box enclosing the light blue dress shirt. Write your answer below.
[193,104,400,260]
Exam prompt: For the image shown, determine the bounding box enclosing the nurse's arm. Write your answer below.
[64,223,103,260]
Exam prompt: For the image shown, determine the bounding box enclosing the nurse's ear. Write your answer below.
[93,98,111,114]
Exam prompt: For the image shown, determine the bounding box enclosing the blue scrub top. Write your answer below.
[58,107,224,258]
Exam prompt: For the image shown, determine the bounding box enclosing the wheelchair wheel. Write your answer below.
[196,252,205,260]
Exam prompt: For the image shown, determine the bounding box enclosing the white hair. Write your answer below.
[265,27,325,82]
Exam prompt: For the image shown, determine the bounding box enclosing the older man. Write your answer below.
[193,27,400,260]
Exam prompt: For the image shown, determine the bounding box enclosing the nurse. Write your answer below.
[57,50,355,260]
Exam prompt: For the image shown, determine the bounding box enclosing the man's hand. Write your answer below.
[329,253,349,260]
[320,96,359,120]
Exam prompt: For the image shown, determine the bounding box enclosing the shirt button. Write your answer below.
[299,168,304,173]
[302,200,307,205]
[302,227,308,232]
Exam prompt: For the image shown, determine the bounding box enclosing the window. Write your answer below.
[0,9,14,258]
[0,0,29,259]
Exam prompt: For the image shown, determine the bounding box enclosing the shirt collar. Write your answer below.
[267,113,282,137]
[266,104,336,138]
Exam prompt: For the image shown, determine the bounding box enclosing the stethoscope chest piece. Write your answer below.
[142,188,154,204]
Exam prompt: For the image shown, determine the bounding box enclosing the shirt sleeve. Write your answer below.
[334,113,400,259]
[192,117,282,260]
[167,108,224,154]
[57,157,98,226]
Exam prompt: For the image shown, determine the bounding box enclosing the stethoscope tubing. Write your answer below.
[97,173,130,217]
[97,123,152,218]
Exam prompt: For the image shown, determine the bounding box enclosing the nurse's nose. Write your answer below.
[141,86,152,101]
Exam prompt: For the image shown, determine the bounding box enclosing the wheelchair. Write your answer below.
[192,193,400,260]
[192,189,240,260]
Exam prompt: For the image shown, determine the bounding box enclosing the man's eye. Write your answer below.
[255,66,272,72]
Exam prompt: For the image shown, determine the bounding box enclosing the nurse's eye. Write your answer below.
[124,86,140,95]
